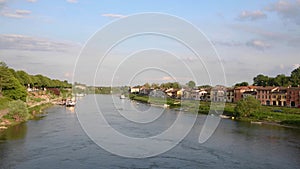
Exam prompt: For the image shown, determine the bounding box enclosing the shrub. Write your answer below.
[7,100,29,122]
[234,96,261,117]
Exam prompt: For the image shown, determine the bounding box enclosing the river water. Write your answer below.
[0,95,299,169]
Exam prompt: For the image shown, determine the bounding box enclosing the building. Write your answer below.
[199,89,208,101]
[270,87,287,106]
[226,88,234,103]
[139,87,151,95]
[287,87,300,107]
[130,87,140,94]
[149,89,166,98]
[211,86,226,102]
[255,86,278,105]
[234,86,256,102]
[164,88,178,98]
[176,89,184,99]
[242,91,257,98]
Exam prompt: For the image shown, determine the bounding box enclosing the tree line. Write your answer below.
[252,67,300,87]
[0,61,71,101]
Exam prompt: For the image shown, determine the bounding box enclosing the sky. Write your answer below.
[0,0,299,86]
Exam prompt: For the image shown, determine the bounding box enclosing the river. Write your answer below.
[0,95,299,169]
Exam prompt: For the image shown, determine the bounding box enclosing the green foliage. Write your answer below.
[253,67,299,87]
[198,85,212,89]
[143,83,150,89]
[235,82,249,87]
[7,100,29,122]
[160,82,181,89]
[151,83,160,89]
[234,96,261,117]
[253,74,269,86]
[186,80,196,88]
[0,96,11,110]
[291,67,300,87]
[0,61,71,101]
[2,83,27,101]
[0,62,27,101]
[16,70,32,86]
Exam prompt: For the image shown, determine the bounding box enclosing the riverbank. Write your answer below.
[129,94,300,128]
[0,92,65,132]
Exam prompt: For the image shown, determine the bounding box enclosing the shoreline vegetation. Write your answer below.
[129,94,300,128]
[0,92,69,132]
[0,61,72,133]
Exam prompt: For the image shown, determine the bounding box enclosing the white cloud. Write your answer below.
[102,13,127,18]
[26,0,37,2]
[212,40,244,47]
[237,10,267,21]
[1,9,31,18]
[0,34,81,52]
[246,39,271,50]
[266,0,300,25]
[66,0,78,3]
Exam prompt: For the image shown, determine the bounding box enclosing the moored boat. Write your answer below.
[120,94,125,99]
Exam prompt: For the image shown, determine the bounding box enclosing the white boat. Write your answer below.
[66,99,76,107]
[120,94,125,99]
[251,121,262,125]
[219,115,231,119]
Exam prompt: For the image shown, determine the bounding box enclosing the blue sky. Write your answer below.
[0,0,299,86]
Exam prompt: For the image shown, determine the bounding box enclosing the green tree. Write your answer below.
[151,83,159,89]
[235,82,249,87]
[274,74,290,87]
[186,80,196,88]
[172,82,181,89]
[0,61,12,94]
[291,66,300,87]
[0,62,27,101]
[234,96,261,117]
[34,74,51,88]
[2,79,27,101]
[143,83,150,89]
[7,100,29,122]
[16,70,32,87]
[253,74,269,86]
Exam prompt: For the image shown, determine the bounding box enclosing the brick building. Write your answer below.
[287,87,300,107]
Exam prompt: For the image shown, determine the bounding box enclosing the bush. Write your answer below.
[7,100,29,122]
[234,96,261,117]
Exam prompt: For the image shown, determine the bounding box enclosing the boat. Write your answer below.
[251,121,262,125]
[65,99,76,107]
[120,94,125,99]
[219,115,231,119]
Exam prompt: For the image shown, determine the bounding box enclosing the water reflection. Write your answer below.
[0,123,27,140]
[66,106,75,113]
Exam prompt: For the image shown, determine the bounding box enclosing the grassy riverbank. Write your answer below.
[0,92,63,132]
[129,94,300,127]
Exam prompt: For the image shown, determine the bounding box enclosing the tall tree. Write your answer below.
[0,62,27,101]
[143,83,150,89]
[291,67,300,87]
[186,80,196,88]
[274,74,290,87]
[16,70,32,87]
[253,74,269,86]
